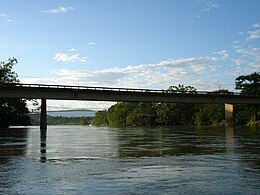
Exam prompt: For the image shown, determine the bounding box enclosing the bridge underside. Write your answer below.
[1,86,259,104]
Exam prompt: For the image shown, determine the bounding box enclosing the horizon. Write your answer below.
[1,0,259,110]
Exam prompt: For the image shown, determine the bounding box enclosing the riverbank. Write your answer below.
[92,102,260,127]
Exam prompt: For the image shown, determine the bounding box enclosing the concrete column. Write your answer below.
[225,103,234,126]
[40,98,47,130]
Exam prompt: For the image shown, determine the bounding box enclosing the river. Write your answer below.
[0,126,259,194]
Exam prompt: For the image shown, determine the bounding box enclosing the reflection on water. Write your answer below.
[226,127,234,153]
[40,129,47,163]
[0,126,259,194]
[0,127,28,164]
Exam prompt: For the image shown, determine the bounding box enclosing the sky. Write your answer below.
[0,0,259,111]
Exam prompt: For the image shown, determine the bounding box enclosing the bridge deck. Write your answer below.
[0,83,259,104]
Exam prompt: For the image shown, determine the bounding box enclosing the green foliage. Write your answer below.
[126,102,157,126]
[93,85,199,127]
[107,102,137,127]
[235,72,260,126]
[92,111,109,126]
[155,103,177,125]
[194,104,224,126]
[168,84,197,93]
[0,58,30,128]
[235,72,260,95]
[0,58,19,84]
[209,89,234,95]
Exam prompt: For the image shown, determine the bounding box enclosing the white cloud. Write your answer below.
[0,13,7,17]
[195,0,220,18]
[54,53,88,63]
[238,32,244,35]
[229,24,260,76]
[247,29,260,40]
[201,3,219,12]
[25,55,224,91]
[42,6,75,14]
[69,48,77,52]
[232,58,245,66]
[236,47,260,56]
[253,23,260,28]
[213,50,229,59]
[88,42,96,45]
[5,19,14,22]
[0,13,14,22]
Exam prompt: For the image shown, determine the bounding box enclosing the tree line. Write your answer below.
[93,73,260,127]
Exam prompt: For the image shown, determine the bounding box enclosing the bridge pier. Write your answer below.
[40,98,47,131]
[225,103,234,126]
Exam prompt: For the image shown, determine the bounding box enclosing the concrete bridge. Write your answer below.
[1,83,259,128]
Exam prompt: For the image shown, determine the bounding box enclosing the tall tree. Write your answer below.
[235,72,260,95]
[235,72,260,126]
[0,58,31,128]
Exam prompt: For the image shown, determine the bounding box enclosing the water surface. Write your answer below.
[0,126,259,194]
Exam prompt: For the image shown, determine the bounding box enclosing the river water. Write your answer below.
[0,126,259,194]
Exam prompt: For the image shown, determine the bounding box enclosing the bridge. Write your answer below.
[1,83,260,129]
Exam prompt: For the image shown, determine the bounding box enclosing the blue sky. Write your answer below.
[1,0,259,110]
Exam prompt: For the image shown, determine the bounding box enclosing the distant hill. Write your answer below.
[30,114,93,125]
[31,109,96,117]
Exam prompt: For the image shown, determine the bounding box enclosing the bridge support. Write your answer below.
[225,103,234,126]
[40,98,47,131]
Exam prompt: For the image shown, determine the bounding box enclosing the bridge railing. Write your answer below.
[1,83,243,96]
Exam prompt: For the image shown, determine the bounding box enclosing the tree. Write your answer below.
[168,84,196,93]
[235,72,260,126]
[126,102,157,126]
[107,102,137,127]
[0,57,19,84]
[235,72,260,95]
[167,85,198,125]
[0,58,31,128]
[194,104,224,126]
[155,103,179,125]
[92,111,109,126]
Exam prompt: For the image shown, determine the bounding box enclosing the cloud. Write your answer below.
[88,42,96,45]
[253,23,260,28]
[247,29,260,40]
[229,24,260,77]
[232,47,260,74]
[195,0,220,18]
[42,6,75,14]
[5,19,14,22]
[68,48,77,52]
[25,55,224,91]
[213,50,229,59]
[201,2,219,12]
[0,13,7,17]
[54,53,88,63]
[0,13,14,22]
[236,47,260,56]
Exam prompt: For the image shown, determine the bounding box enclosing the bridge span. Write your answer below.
[0,83,260,128]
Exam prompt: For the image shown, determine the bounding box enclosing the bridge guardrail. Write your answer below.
[0,83,245,96]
